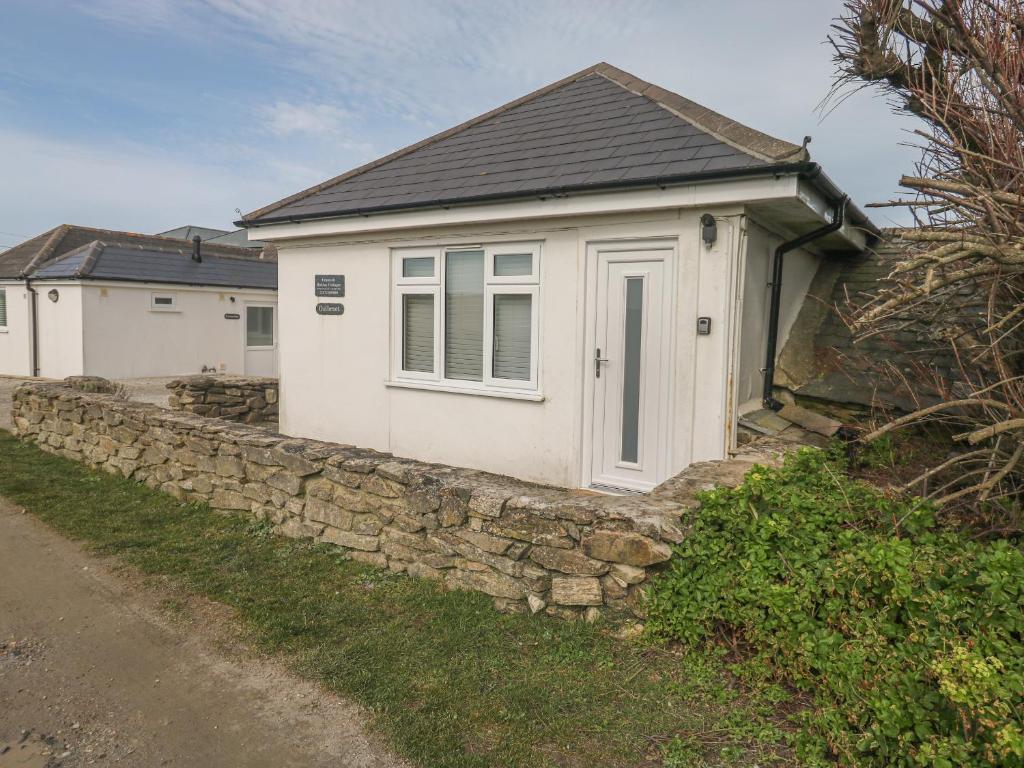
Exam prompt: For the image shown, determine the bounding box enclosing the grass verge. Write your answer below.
[0,430,793,768]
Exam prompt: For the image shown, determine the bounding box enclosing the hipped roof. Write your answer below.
[241,62,809,226]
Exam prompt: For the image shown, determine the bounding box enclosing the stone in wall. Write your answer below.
[165,375,279,426]
[9,380,777,625]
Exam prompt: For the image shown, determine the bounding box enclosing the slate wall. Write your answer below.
[11,380,694,623]
[779,235,959,412]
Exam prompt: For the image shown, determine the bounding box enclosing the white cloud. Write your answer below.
[259,101,349,138]
[38,1,925,226]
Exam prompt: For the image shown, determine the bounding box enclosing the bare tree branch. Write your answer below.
[831,0,1024,511]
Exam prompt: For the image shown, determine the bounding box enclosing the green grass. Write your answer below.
[0,431,793,768]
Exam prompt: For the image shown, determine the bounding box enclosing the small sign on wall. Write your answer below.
[315,274,345,297]
[224,313,240,320]
[316,302,345,316]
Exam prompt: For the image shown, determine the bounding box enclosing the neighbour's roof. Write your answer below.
[157,225,265,249]
[241,62,809,226]
[32,240,277,290]
[0,224,276,280]
[157,225,231,241]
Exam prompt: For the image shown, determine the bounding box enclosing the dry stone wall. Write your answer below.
[11,381,699,623]
[166,376,278,425]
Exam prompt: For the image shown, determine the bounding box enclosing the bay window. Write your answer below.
[392,243,540,394]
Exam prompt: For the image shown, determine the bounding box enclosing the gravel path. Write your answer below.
[0,497,408,768]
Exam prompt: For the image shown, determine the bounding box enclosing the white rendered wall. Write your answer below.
[275,207,747,488]
[78,283,277,379]
[35,283,85,379]
[0,281,33,377]
[735,217,822,413]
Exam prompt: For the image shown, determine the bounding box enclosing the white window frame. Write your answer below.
[150,292,178,312]
[245,304,277,351]
[389,242,541,397]
[484,282,539,390]
[392,284,441,381]
[487,244,541,284]
[396,247,439,285]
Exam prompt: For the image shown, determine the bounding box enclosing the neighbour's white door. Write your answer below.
[589,246,672,492]
[244,303,278,376]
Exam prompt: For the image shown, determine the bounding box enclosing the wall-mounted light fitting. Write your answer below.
[47,289,59,303]
[700,214,717,247]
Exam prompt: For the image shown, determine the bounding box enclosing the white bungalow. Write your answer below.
[239,63,873,492]
[0,226,278,380]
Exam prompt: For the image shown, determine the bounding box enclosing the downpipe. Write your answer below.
[761,194,849,411]
[25,277,39,377]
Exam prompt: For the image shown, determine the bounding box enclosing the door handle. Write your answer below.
[595,348,610,378]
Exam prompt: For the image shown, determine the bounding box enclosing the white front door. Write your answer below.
[588,245,673,492]
[244,303,278,376]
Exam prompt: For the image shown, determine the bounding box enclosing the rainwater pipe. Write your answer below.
[761,193,848,411]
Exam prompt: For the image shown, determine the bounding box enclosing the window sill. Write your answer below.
[385,379,545,402]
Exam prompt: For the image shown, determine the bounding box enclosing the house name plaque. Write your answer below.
[315,274,345,297]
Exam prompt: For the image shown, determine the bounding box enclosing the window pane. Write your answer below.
[247,306,274,346]
[621,278,644,464]
[494,253,532,277]
[154,296,174,305]
[0,288,6,327]
[492,294,531,381]
[444,250,484,381]
[402,294,434,373]
[403,256,434,278]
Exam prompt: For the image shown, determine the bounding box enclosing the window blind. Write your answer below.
[445,250,484,381]
[0,288,6,327]
[492,294,531,381]
[402,294,434,372]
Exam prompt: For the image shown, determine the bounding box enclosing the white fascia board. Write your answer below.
[247,175,805,242]
[796,179,869,251]
[40,280,276,295]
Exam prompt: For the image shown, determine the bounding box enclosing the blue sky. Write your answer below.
[0,0,920,249]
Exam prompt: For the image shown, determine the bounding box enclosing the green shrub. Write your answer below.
[647,447,1024,767]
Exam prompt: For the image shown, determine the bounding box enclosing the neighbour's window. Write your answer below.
[150,292,177,311]
[392,243,539,392]
[246,306,275,347]
[0,287,7,328]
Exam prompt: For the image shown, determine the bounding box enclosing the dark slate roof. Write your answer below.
[31,241,277,290]
[0,224,275,280]
[242,62,807,225]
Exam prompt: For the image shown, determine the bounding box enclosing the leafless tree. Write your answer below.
[830,0,1024,517]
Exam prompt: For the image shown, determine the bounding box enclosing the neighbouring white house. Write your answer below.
[238,62,876,492]
[0,225,278,380]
